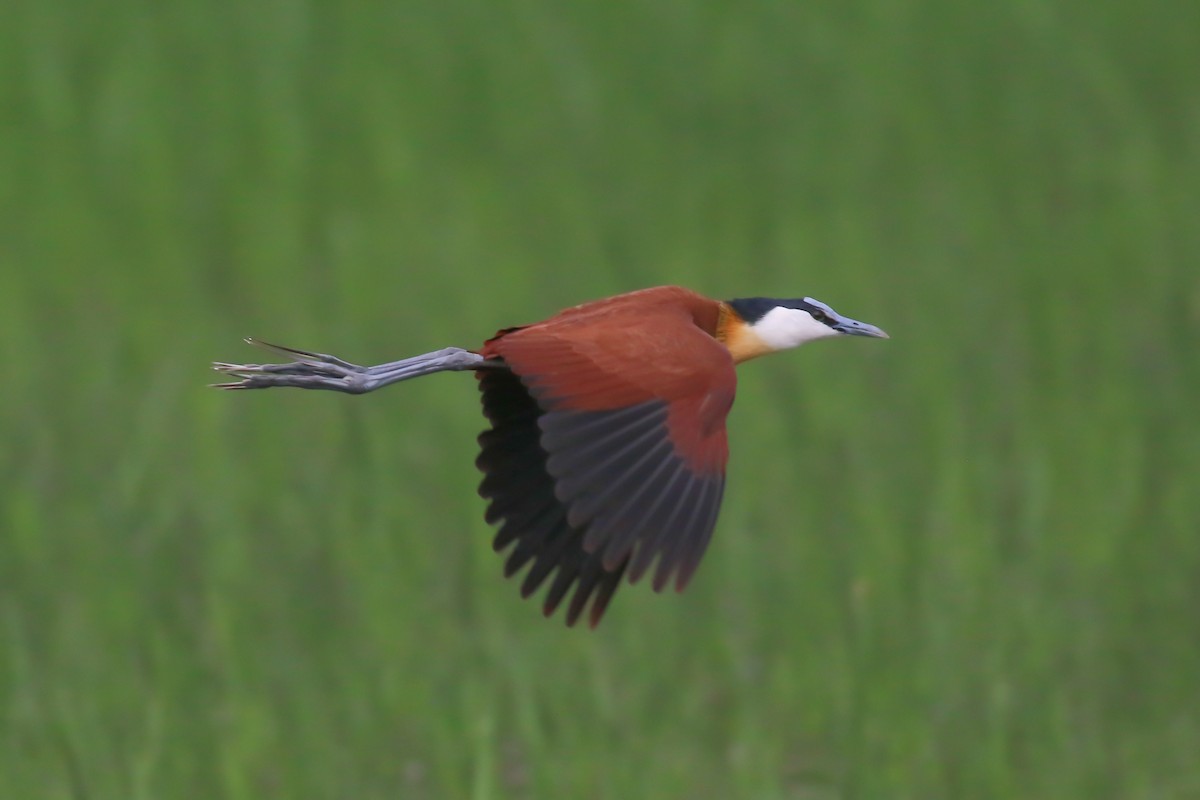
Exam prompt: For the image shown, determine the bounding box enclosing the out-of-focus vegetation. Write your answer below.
[2,1,1198,797]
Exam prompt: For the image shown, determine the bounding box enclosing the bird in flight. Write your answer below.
[213,286,887,627]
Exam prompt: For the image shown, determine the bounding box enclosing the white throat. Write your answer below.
[749,306,837,351]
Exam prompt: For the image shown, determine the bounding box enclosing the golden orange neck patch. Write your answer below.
[716,303,774,364]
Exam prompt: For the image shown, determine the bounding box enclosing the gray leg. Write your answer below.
[212,339,501,394]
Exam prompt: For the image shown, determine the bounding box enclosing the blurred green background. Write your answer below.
[3,0,1199,797]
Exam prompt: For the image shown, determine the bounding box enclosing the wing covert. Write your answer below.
[485,305,735,595]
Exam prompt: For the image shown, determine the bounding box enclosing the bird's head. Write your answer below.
[721,296,889,363]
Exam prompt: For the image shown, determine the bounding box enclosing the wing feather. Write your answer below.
[652,476,717,591]
[597,456,691,569]
[674,478,726,589]
[476,369,627,627]
[518,518,576,596]
[502,502,567,577]
[626,468,706,584]
[573,436,676,546]
[476,292,736,623]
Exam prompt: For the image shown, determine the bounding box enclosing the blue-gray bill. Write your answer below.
[832,316,890,339]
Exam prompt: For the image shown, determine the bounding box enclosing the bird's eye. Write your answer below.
[810,310,828,324]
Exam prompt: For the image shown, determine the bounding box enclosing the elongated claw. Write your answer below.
[211,341,371,392]
[211,341,490,393]
[245,338,364,371]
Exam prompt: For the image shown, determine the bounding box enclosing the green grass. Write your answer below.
[3,0,1199,797]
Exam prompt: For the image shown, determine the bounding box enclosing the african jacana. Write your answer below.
[213,286,887,627]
